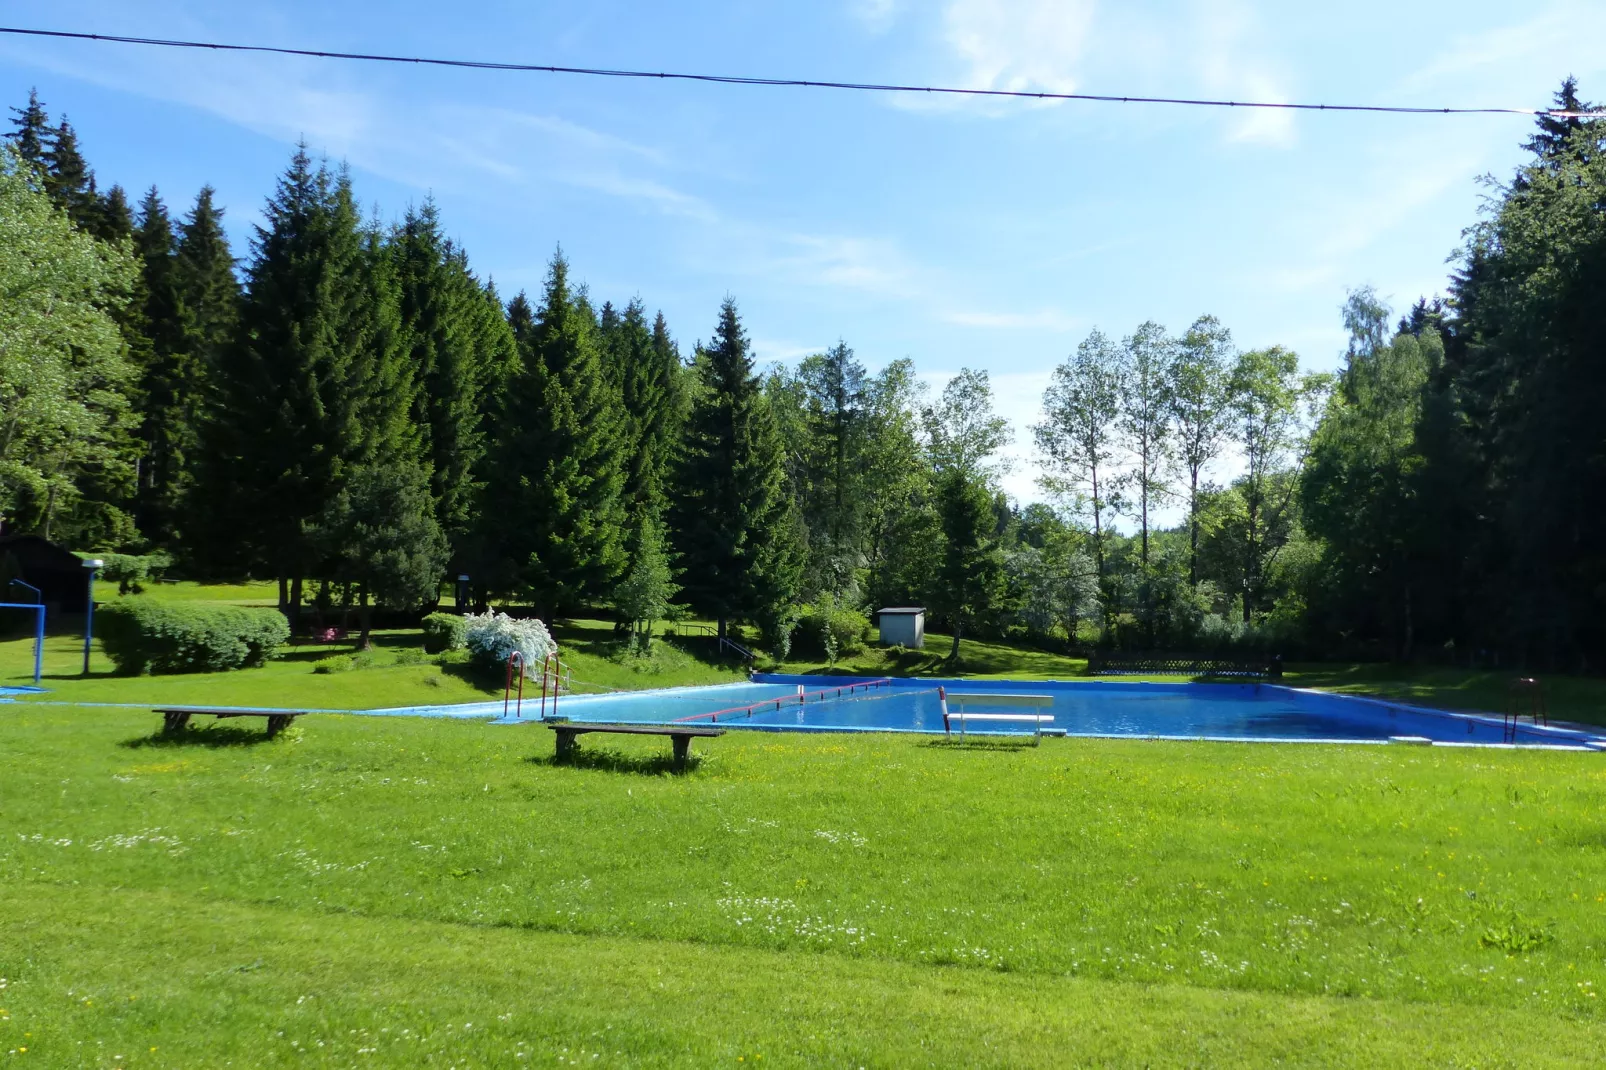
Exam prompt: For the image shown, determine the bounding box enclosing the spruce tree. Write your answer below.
[41,116,101,230]
[615,300,683,532]
[1523,77,1597,168]
[5,89,50,167]
[312,463,448,648]
[130,187,192,546]
[170,185,239,556]
[393,199,512,544]
[479,250,627,616]
[932,468,1005,659]
[506,291,535,346]
[96,184,134,245]
[671,297,803,638]
[173,186,240,371]
[202,147,418,607]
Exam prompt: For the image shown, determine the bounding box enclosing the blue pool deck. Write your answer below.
[357,674,1606,750]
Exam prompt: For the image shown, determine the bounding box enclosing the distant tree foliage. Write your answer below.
[0,144,139,543]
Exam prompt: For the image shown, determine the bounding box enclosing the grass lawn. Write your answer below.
[2,707,1604,1066]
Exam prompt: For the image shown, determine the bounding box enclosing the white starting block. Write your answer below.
[940,689,1056,740]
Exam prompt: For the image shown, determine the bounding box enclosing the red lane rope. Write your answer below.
[674,678,899,723]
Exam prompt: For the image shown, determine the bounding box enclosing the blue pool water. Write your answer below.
[379,675,1606,749]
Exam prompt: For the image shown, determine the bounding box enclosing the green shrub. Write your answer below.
[797,597,870,658]
[97,601,290,675]
[312,655,355,675]
[421,612,467,654]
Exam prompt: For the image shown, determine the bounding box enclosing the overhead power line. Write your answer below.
[4,25,1603,119]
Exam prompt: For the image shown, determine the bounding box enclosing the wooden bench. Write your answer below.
[154,707,306,738]
[547,722,724,767]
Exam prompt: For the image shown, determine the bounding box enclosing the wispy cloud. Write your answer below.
[942,0,1096,95]
[941,308,1082,331]
[884,0,1299,146]
[751,338,829,364]
[849,0,904,34]
[1403,3,1606,95]
[753,231,926,299]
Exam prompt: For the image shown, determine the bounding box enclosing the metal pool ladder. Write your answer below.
[1504,677,1547,743]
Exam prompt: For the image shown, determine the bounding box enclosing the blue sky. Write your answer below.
[5,1,1605,504]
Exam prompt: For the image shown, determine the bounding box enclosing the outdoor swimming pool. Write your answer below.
[368,675,1606,749]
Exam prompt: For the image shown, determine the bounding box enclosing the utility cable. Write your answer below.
[4,25,1603,118]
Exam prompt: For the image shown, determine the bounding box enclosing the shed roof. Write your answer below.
[876,606,925,615]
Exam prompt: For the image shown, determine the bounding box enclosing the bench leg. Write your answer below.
[672,735,691,768]
[555,729,578,762]
[265,714,293,738]
[162,711,190,734]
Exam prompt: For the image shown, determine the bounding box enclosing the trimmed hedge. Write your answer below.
[421,612,467,653]
[97,601,290,675]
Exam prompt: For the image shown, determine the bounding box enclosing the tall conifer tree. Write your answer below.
[479,251,627,615]
[130,187,192,545]
[615,300,683,532]
[41,116,100,230]
[5,89,50,167]
[672,298,803,637]
[96,184,134,245]
[394,199,513,544]
[173,187,240,367]
[202,147,417,605]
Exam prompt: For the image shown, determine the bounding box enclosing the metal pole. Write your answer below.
[32,605,43,685]
[82,559,103,676]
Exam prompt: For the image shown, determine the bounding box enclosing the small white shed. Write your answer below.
[876,607,925,649]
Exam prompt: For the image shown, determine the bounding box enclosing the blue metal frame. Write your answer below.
[0,601,46,684]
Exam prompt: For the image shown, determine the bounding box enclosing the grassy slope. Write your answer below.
[2,708,1604,1065]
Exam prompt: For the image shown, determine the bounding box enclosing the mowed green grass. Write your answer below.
[0,620,745,712]
[3,706,1605,1066]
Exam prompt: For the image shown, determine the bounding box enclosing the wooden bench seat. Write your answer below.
[154,707,306,738]
[546,722,724,767]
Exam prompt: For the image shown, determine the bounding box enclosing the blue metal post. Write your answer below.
[0,602,45,685]
[82,559,103,676]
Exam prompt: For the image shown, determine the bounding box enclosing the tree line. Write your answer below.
[4,80,1603,668]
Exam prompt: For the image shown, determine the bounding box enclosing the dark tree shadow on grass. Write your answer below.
[525,747,704,776]
[120,725,285,749]
[919,737,1042,753]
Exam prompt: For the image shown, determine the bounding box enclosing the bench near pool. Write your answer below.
[155,706,305,738]
[548,721,724,767]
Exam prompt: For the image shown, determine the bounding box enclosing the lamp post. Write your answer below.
[82,558,103,675]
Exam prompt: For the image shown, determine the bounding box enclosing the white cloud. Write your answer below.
[1403,4,1606,94]
[751,338,829,364]
[942,0,1096,95]
[760,232,924,299]
[891,0,1299,146]
[940,308,1082,331]
[849,0,904,34]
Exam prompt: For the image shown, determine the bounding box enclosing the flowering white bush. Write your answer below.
[463,611,557,676]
